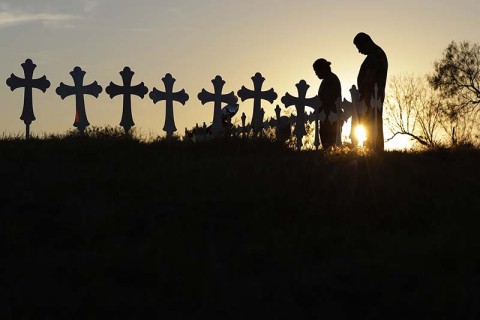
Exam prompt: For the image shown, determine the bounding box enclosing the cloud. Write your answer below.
[0,9,79,28]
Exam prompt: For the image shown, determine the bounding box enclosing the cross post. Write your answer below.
[237,72,277,133]
[241,112,247,136]
[281,80,320,150]
[56,66,103,133]
[149,73,189,139]
[198,76,237,135]
[327,98,345,147]
[6,59,50,139]
[106,67,148,134]
[349,85,363,145]
[313,101,324,150]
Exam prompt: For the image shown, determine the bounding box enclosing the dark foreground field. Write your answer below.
[1,134,479,319]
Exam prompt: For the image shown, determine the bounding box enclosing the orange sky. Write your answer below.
[0,0,479,149]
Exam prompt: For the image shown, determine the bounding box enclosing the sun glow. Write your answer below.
[354,125,367,147]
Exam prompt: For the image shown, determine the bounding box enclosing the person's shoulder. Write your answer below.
[326,72,339,80]
[366,47,387,66]
[373,45,388,60]
[325,72,341,85]
[331,72,341,84]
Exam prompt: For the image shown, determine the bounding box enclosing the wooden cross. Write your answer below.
[313,102,323,150]
[260,108,265,127]
[337,97,356,146]
[354,85,368,119]
[6,59,50,139]
[281,80,319,150]
[241,112,247,135]
[198,75,237,135]
[274,104,283,140]
[106,67,148,133]
[237,72,277,133]
[326,98,348,147]
[275,104,281,121]
[56,66,103,133]
[149,73,189,139]
[340,98,354,122]
[305,104,327,150]
[371,83,383,113]
[348,85,363,145]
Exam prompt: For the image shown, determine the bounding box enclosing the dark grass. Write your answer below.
[1,131,479,319]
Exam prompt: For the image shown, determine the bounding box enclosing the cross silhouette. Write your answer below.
[304,104,327,150]
[313,102,326,150]
[348,85,363,145]
[237,72,277,133]
[198,75,237,135]
[281,80,320,150]
[6,59,50,139]
[149,73,189,138]
[106,67,148,133]
[275,104,281,121]
[372,84,383,111]
[326,98,349,147]
[241,112,247,135]
[56,66,103,133]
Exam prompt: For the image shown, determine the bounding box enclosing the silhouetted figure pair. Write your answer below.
[354,32,388,151]
[313,33,388,151]
[313,58,342,149]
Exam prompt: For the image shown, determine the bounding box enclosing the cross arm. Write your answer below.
[105,82,124,98]
[328,112,340,124]
[172,90,189,105]
[149,88,162,104]
[262,88,278,103]
[319,110,327,122]
[198,89,215,105]
[281,92,299,108]
[131,83,149,98]
[149,88,163,104]
[31,76,50,92]
[83,81,103,98]
[56,83,76,99]
[237,86,255,101]
[281,80,310,108]
[305,96,321,112]
[223,91,238,105]
[341,98,354,118]
[6,74,25,91]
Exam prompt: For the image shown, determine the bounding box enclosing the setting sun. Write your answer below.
[354,125,367,147]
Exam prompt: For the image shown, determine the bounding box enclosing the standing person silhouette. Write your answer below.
[313,58,342,149]
[354,32,388,151]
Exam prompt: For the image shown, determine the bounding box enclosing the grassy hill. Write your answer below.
[1,133,479,319]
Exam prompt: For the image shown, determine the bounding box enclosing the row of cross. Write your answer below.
[5,59,382,149]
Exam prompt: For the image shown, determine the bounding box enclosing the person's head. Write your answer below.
[353,32,374,55]
[313,58,332,79]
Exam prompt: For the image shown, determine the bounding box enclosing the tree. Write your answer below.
[428,41,480,145]
[436,95,479,146]
[428,41,480,113]
[385,74,443,147]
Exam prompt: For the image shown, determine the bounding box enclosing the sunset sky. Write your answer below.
[0,0,479,149]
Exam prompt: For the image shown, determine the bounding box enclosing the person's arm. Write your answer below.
[319,79,336,113]
[359,68,376,103]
